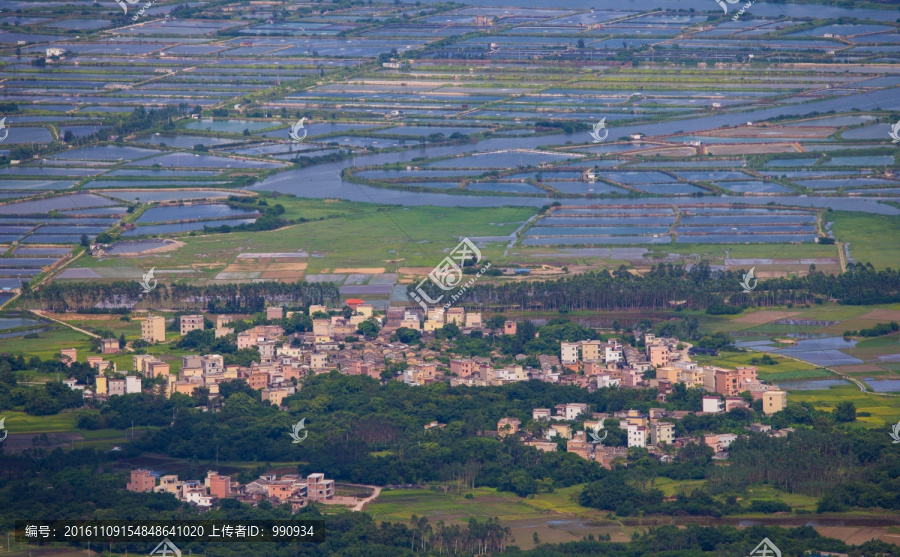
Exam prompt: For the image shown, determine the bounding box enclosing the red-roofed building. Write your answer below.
[346,299,365,311]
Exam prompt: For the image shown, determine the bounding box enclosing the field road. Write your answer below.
[28,309,100,339]
[352,485,382,512]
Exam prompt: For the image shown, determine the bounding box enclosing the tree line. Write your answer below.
[449,262,900,312]
[21,281,339,312]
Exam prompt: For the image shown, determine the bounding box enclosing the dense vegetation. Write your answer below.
[61,374,899,517]
[21,281,339,312]
[452,262,900,312]
[0,354,85,415]
[1,440,891,556]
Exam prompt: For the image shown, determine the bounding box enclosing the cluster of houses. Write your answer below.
[126,469,342,512]
[498,403,794,467]
[60,303,785,426]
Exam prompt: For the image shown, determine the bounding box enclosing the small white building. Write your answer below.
[596,374,621,389]
[125,375,142,394]
[702,395,722,414]
[533,408,551,421]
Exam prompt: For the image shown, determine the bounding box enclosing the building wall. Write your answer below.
[127,470,156,493]
[209,475,231,499]
[180,315,204,336]
[763,391,787,415]
[142,315,166,343]
[715,369,740,397]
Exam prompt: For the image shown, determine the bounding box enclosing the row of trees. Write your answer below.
[444,262,900,312]
[21,281,340,312]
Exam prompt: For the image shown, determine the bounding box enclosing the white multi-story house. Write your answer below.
[627,424,647,448]
[560,342,579,365]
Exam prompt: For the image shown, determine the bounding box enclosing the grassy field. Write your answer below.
[0,314,201,376]
[830,210,900,270]
[75,202,536,279]
[742,484,819,512]
[1,411,78,434]
[692,351,834,382]
[364,479,843,550]
[0,327,92,361]
[789,385,900,427]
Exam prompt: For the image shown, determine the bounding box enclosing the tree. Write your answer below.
[80,234,89,247]
[357,318,380,339]
[395,327,421,344]
[437,322,460,339]
[834,401,856,423]
[487,315,506,331]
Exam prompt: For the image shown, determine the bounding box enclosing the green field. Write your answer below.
[830,211,900,270]
[790,385,900,427]
[692,350,831,381]
[1,411,78,434]
[0,327,92,361]
[75,202,536,277]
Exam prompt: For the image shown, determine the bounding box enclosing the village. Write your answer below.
[125,469,347,513]
[54,301,791,512]
[63,302,786,405]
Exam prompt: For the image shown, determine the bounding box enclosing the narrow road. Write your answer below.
[836,241,847,273]
[504,214,540,257]
[352,485,382,512]
[29,309,100,339]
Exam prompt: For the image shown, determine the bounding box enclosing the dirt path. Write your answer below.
[352,485,382,512]
[28,309,100,339]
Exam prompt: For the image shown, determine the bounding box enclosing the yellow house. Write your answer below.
[141,315,166,343]
[581,340,603,362]
[549,423,572,440]
[657,366,680,383]
[763,390,787,415]
[95,375,108,395]
[680,368,704,388]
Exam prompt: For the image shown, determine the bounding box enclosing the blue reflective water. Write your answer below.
[862,378,900,393]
